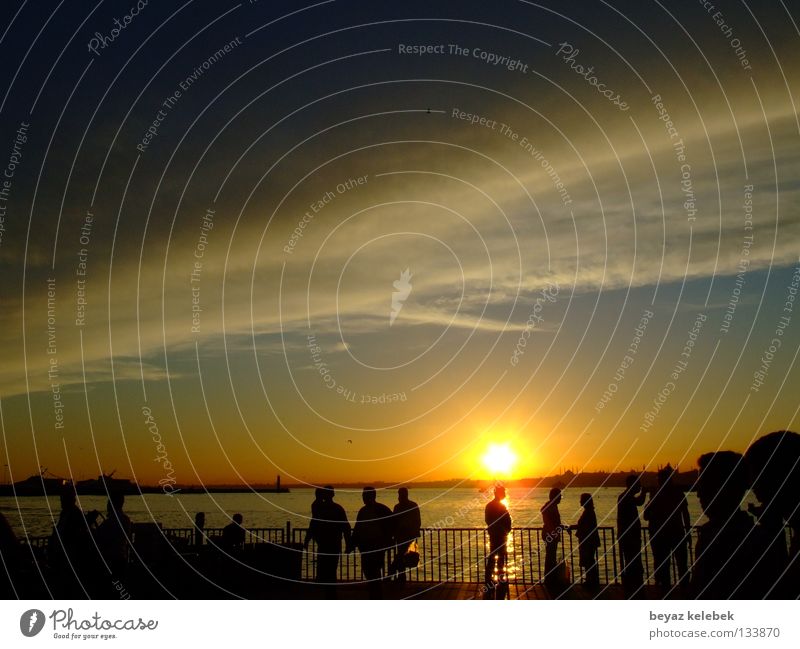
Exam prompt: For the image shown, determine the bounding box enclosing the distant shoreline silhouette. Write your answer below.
[0,470,703,497]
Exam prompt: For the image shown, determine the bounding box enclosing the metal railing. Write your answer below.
[25,536,49,550]
[290,526,621,584]
[163,526,286,546]
[24,524,791,587]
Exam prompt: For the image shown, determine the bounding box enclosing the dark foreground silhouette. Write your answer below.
[389,487,421,582]
[617,474,645,598]
[351,486,394,599]
[304,485,351,596]
[541,487,570,595]
[744,430,800,598]
[643,465,690,595]
[484,485,512,599]
[574,493,600,591]
[691,451,767,598]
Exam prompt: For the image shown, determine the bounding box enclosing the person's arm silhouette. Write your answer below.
[412,503,421,538]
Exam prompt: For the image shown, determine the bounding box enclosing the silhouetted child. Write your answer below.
[617,474,645,598]
[575,493,600,590]
[745,430,800,598]
[691,451,767,599]
[484,485,512,598]
[351,487,393,598]
[643,465,690,593]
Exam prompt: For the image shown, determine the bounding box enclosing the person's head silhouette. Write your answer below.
[580,492,593,509]
[108,492,124,513]
[398,487,409,503]
[362,486,377,505]
[232,513,243,525]
[696,451,748,521]
[625,474,639,491]
[59,486,77,510]
[548,487,562,505]
[195,512,205,527]
[322,485,335,501]
[657,465,674,486]
[494,485,506,501]
[744,430,800,525]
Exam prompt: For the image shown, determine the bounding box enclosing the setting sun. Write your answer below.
[482,443,518,476]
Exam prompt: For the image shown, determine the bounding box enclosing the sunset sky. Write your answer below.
[0,0,798,487]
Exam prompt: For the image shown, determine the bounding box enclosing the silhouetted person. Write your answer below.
[643,465,690,593]
[390,487,421,582]
[305,486,351,594]
[95,492,132,581]
[0,512,19,598]
[49,486,97,598]
[541,487,568,592]
[574,493,600,590]
[691,451,767,599]
[222,513,246,551]
[617,474,645,598]
[193,512,205,547]
[351,486,393,598]
[745,430,800,598]
[303,487,326,548]
[484,485,512,597]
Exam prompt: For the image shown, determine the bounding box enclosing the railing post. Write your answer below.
[286,520,291,544]
[611,527,619,583]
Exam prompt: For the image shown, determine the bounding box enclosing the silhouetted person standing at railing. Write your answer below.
[484,485,511,597]
[617,474,645,598]
[95,492,132,582]
[305,486,351,594]
[691,451,767,599]
[304,487,326,548]
[222,513,246,551]
[49,486,98,598]
[194,512,205,547]
[390,487,421,582]
[542,487,568,593]
[574,493,600,591]
[745,430,800,598]
[643,465,690,594]
[351,486,393,598]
